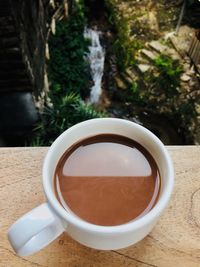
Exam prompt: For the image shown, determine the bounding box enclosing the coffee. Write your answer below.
[54,134,160,226]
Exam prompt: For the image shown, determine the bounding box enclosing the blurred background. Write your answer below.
[0,0,200,146]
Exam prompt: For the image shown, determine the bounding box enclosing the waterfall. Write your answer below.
[84,27,105,103]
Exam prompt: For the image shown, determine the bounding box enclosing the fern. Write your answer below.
[32,93,104,146]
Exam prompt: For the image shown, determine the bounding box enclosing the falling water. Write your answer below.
[84,27,105,103]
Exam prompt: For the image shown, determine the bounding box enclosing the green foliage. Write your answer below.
[153,55,183,97]
[122,54,198,141]
[128,81,140,101]
[137,55,183,106]
[127,80,147,106]
[105,0,199,143]
[113,34,142,71]
[130,81,139,94]
[32,93,104,146]
[141,55,198,139]
[31,1,104,146]
[105,0,142,71]
[48,0,90,98]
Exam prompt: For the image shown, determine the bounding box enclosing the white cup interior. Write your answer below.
[43,118,174,230]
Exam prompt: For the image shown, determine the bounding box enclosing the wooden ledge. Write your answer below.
[0,146,200,266]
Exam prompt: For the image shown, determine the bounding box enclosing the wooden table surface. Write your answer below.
[0,146,200,267]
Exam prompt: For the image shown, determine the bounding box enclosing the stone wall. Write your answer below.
[0,0,51,96]
[0,0,51,145]
[0,0,72,145]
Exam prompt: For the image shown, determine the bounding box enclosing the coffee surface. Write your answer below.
[54,134,160,226]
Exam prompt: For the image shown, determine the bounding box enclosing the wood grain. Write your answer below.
[0,146,200,267]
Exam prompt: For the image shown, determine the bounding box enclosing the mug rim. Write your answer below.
[43,118,174,234]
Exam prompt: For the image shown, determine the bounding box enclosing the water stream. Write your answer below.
[84,27,105,103]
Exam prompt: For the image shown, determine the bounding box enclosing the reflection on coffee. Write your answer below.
[54,134,160,226]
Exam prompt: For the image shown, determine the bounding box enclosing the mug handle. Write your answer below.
[7,203,64,256]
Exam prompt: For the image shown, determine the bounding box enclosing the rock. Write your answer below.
[148,10,159,32]
[141,49,158,61]
[121,73,133,84]
[169,26,195,58]
[181,74,191,82]
[0,92,39,133]
[184,56,192,64]
[148,40,167,53]
[165,48,181,60]
[185,68,195,76]
[114,77,126,90]
[138,64,150,73]
[125,68,136,79]
[135,54,149,64]
[183,62,191,72]
[189,79,196,87]
[164,31,176,40]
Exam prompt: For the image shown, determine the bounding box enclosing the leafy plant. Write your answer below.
[130,81,139,94]
[48,0,91,98]
[105,0,142,71]
[139,55,198,141]
[32,93,104,146]
[153,55,183,96]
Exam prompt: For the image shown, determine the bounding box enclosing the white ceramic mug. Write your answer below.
[8,118,174,256]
